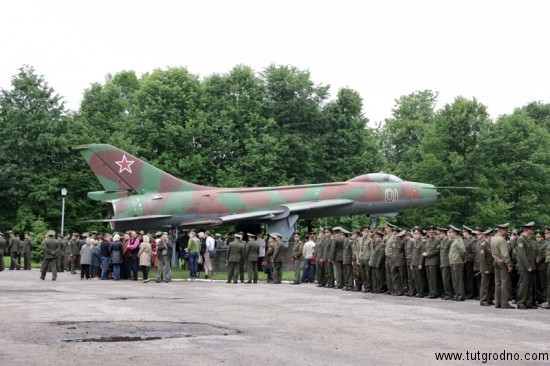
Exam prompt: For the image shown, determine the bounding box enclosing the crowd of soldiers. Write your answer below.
[0,231,33,271]
[286,221,550,310]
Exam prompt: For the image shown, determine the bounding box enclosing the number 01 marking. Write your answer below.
[385,189,399,203]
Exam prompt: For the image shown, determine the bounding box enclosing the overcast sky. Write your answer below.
[1,0,549,125]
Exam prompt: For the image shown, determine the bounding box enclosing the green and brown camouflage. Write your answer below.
[75,144,438,241]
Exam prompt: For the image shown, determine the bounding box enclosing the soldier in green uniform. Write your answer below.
[439,227,454,300]
[404,231,415,295]
[272,233,285,284]
[21,232,33,270]
[384,223,397,294]
[462,226,477,299]
[490,223,514,309]
[411,227,427,297]
[542,227,550,309]
[369,231,386,293]
[392,230,407,296]
[292,233,304,284]
[56,234,66,272]
[64,233,73,271]
[69,233,81,274]
[245,233,260,283]
[8,231,22,270]
[0,232,6,271]
[40,230,60,281]
[422,226,441,298]
[226,233,245,284]
[324,228,335,288]
[535,230,547,304]
[479,228,495,306]
[357,227,373,292]
[265,234,276,283]
[315,230,326,287]
[342,229,354,290]
[448,225,466,301]
[473,227,484,299]
[516,222,537,309]
[351,230,362,291]
[329,227,344,289]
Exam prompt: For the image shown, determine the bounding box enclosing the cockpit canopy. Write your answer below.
[346,172,404,183]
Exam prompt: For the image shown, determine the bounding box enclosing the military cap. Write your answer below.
[374,231,384,238]
[436,227,448,233]
[155,231,162,237]
[522,221,535,228]
[91,230,98,235]
[462,226,473,233]
[47,230,55,237]
[483,228,494,235]
[361,226,370,232]
[82,232,89,238]
[332,226,342,232]
[448,225,461,234]
[386,223,397,228]
[248,232,256,237]
[319,227,324,232]
[425,225,436,232]
[535,229,544,236]
[324,227,332,232]
[395,230,407,237]
[0,232,4,236]
[340,228,350,234]
[293,232,301,236]
[269,232,278,239]
[496,223,510,229]
[276,233,283,238]
[234,233,242,239]
[8,230,14,234]
[215,233,222,237]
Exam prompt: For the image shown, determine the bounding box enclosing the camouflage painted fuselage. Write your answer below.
[75,144,438,231]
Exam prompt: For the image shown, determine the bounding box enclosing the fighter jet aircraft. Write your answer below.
[75,144,438,241]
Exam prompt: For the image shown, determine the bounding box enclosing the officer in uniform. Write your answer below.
[8,231,22,270]
[329,227,344,289]
[40,230,60,280]
[479,228,495,306]
[69,233,81,274]
[423,226,441,298]
[369,231,386,293]
[226,233,245,284]
[351,230,362,291]
[21,232,33,270]
[0,232,6,271]
[341,229,354,290]
[473,227,485,299]
[462,226,477,299]
[292,233,304,284]
[516,222,537,309]
[272,233,285,284]
[392,230,407,295]
[315,229,326,287]
[542,227,550,309]
[411,227,427,297]
[323,228,335,288]
[535,230,547,304]
[490,223,514,309]
[384,223,397,294]
[56,234,66,272]
[404,230,415,295]
[244,233,260,283]
[439,227,454,300]
[265,234,276,283]
[448,225,466,301]
[357,227,373,292]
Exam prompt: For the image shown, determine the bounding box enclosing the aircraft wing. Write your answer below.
[180,199,354,227]
[85,214,173,223]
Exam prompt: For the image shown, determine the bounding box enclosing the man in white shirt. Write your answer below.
[301,235,316,283]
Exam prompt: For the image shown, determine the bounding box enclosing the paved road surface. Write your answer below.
[1,270,549,365]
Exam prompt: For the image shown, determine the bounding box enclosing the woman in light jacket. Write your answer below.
[80,239,94,280]
[138,235,152,283]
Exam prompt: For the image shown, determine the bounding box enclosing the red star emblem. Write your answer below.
[115,155,134,174]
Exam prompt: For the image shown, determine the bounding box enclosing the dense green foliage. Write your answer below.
[1,64,548,250]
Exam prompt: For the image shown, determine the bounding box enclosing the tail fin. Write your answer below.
[74,144,209,195]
